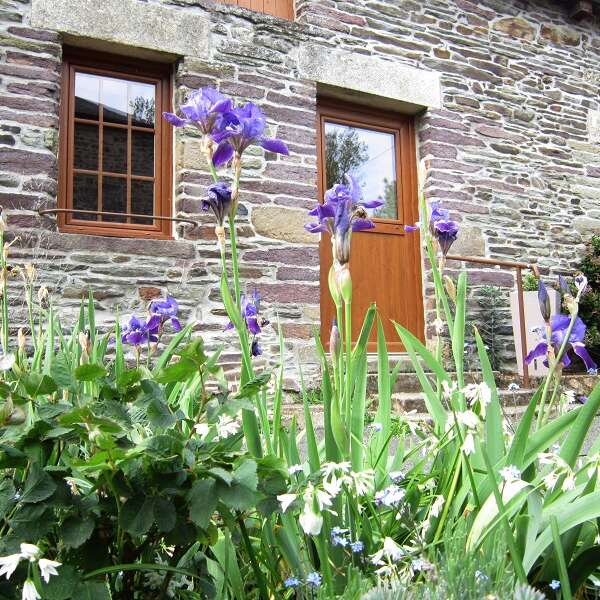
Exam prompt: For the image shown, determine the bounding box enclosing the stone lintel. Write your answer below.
[298,44,441,114]
[31,0,210,59]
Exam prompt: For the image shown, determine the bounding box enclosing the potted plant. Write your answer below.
[509,273,560,377]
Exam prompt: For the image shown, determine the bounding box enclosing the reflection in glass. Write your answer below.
[131,131,154,176]
[74,73,100,120]
[129,82,155,127]
[73,174,98,220]
[74,123,98,171]
[103,127,127,174]
[102,177,127,222]
[131,180,154,224]
[102,77,128,124]
[324,122,397,220]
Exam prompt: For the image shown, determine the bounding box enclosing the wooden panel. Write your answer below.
[217,0,294,19]
[317,99,424,352]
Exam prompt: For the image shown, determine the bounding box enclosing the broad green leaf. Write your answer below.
[451,272,467,384]
[72,581,111,600]
[154,357,197,384]
[235,371,272,399]
[0,479,15,517]
[153,497,176,532]
[153,324,192,373]
[474,327,504,464]
[121,496,154,536]
[21,464,56,504]
[507,386,543,468]
[568,546,600,593]
[74,363,107,382]
[50,353,76,391]
[23,373,57,397]
[371,317,391,471]
[139,380,176,428]
[40,564,80,600]
[394,323,447,429]
[523,490,600,573]
[350,354,368,471]
[560,379,600,468]
[189,479,217,529]
[61,514,94,548]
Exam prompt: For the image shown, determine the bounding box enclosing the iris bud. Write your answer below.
[329,318,341,363]
[328,265,341,309]
[336,266,352,304]
[538,280,551,322]
[444,275,456,303]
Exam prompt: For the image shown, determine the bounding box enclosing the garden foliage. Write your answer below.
[0,87,599,600]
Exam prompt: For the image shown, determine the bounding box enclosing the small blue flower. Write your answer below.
[350,541,364,553]
[284,577,300,589]
[475,570,488,582]
[332,535,348,547]
[549,580,560,590]
[306,572,322,588]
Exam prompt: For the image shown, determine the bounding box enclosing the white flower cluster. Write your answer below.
[276,462,375,536]
[192,411,242,441]
[370,537,405,576]
[0,543,61,600]
[538,452,576,491]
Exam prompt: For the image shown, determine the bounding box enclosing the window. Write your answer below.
[59,49,173,238]
[217,0,294,20]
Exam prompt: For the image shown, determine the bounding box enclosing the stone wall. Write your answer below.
[0,0,599,382]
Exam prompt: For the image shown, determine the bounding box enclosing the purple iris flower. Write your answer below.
[211,102,289,166]
[525,314,598,374]
[121,316,158,346]
[305,174,383,265]
[405,201,459,255]
[203,182,232,226]
[538,280,551,322]
[162,87,232,135]
[149,296,182,332]
[226,289,268,358]
[433,218,459,256]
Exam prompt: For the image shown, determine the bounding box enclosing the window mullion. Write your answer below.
[98,78,104,221]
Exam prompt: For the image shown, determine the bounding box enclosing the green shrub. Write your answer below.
[579,235,600,362]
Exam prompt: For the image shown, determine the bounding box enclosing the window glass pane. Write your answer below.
[73,173,98,220]
[74,72,100,120]
[74,123,99,171]
[102,76,129,125]
[131,131,154,176]
[102,176,127,222]
[324,121,397,220]
[131,180,154,224]
[103,127,127,174]
[129,82,155,128]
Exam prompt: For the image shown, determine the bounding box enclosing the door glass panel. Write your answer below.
[324,121,398,220]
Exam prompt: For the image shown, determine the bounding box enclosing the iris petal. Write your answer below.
[212,141,235,167]
[571,342,598,373]
[260,138,289,155]
[525,341,548,364]
[163,112,187,127]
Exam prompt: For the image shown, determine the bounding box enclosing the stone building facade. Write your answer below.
[0,0,599,383]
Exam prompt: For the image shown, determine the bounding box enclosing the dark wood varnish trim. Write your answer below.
[58,47,173,239]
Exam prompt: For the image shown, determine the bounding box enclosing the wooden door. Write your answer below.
[217,0,294,19]
[317,99,424,352]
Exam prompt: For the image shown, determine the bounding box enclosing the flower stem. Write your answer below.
[344,299,352,446]
[228,214,242,311]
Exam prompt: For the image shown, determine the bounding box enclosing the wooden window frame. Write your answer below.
[59,47,173,239]
[316,97,415,237]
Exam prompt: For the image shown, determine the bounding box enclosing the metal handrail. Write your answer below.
[446,253,539,388]
[38,207,198,228]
